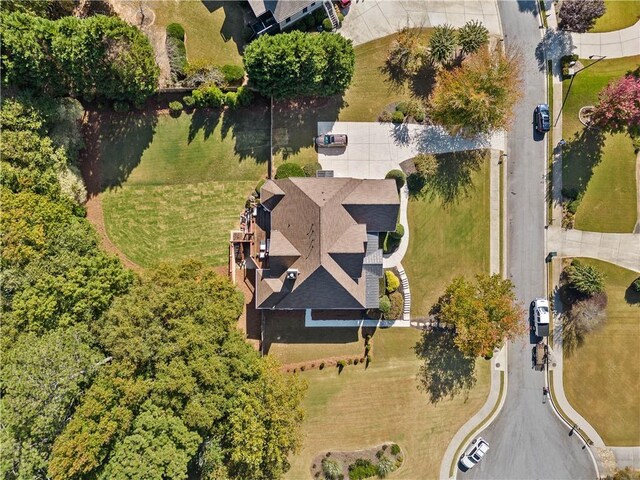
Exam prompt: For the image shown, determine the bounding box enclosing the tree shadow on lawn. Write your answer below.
[625,282,640,306]
[380,58,437,100]
[272,96,346,161]
[414,329,477,404]
[561,128,606,201]
[201,0,250,57]
[188,108,222,143]
[418,149,488,206]
[221,99,271,163]
[87,110,159,194]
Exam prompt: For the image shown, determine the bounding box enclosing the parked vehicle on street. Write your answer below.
[338,0,352,7]
[534,104,551,133]
[532,298,550,337]
[460,437,490,469]
[315,133,348,148]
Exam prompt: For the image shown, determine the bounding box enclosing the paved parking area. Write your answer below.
[340,0,502,46]
[317,121,505,178]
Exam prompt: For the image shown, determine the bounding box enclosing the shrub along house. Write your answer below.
[248,0,323,36]
[252,177,399,313]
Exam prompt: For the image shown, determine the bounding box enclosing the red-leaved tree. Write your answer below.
[591,74,640,136]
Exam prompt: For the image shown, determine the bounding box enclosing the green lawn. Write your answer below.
[404,151,491,316]
[100,106,270,268]
[148,0,248,65]
[273,30,435,167]
[563,259,640,445]
[286,329,491,479]
[562,56,639,233]
[591,1,640,32]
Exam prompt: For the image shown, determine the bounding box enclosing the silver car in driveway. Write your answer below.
[315,133,348,148]
[460,437,490,469]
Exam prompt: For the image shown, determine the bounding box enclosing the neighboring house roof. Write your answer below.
[248,0,316,23]
[256,177,399,310]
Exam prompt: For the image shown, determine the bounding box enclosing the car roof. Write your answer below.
[534,298,549,306]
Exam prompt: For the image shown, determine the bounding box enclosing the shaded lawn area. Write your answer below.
[272,29,435,168]
[99,105,270,268]
[404,152,491,317]
[563,259,640,445]
[590,0,640,32]
[147,0,248,65]
[286,328,490,479]
[562,56,639,233]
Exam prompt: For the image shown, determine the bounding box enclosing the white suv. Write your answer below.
[460,437,490,469]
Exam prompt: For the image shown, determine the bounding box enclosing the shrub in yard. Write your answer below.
[166,36,187,79]
[255,178,266,196]
[457,20,489,56]
[387,291,403,320]
[337,360,346,373]
[275,162,305,179]
[304,14,316,29]
[414,153,438,178]
[567,292,608,334]
[378,110,393,123]
[390,223,404,240]
[225,91,238,108]
[113,101,130,113]
[314,7,327,23]
[365,344,371,354]
[322,18,334,31]
[348,459,377,480]
[303,162,323,177]
[319,362,325,370]
[166,23,185,41]
[347,358,353,365]
[376,456,397,478]
[391,110,405,124]
[390,444,400,456]
[337,12,344,23]
[300,365,305,371]
[632,277,640,293]
[565,259,606,296]
[193,85,225,107]
[168,101,183,114]
[428,24,457,66]
[395,102,409,115]
[236,86,254,107]
[378,295,391,315]
[385,169,406,190]
[182,95,195,107]
[376,450,384,459]
[385,271,400,293]
[558,0,606,32]
[221,64,245,84]
[406,100,426,122]
[322,458,343,480]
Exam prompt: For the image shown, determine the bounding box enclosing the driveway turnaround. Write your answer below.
[317,122,505,179]
[339,0,502,46]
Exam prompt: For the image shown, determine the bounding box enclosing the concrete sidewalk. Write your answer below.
[571,20,640,58]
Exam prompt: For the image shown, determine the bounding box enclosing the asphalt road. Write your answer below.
[459,2,597,479]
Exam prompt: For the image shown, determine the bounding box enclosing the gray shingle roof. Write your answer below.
[256,178,398,309]
[248,0,316,23]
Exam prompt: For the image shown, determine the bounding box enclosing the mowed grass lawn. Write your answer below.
[591,0,640,32]
[147,0,247,65]
[563,259,640,445]
[101,105,270,268]
[286,329,491,479]
[404,152,491,316]
[562,56,639,233]
[273,30,435,167]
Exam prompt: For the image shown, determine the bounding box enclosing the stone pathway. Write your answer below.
[396,264,411,321]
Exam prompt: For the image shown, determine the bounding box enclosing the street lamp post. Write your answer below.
[554,55,606,127]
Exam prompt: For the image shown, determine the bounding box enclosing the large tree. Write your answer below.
[434,274,525,357]
[49,262,306,480]
[558,0,606,33]
[428,46,522,137]
[243,31,355,99]
[0,12,159,104]
[591,73,640,136]
[386,27,426,76]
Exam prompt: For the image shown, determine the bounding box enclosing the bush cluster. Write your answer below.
[391,110,405,124]
[389,223,404,240]
[348,459,377,480]
[385,271,400,293]
[191,85,253,109]
[303,162,323,177]
[388,291,403,320]
[166,23,185,42]
[275,162,305,179]
[166,23,187,81]
[169,101,183,114]
[221,64,245,85]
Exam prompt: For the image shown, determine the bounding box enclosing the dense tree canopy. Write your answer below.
[434,274,525,357]
[243,31,355,99]
[591,73,640,137]
[558,0,606,33]
[0,12,159,104]
[49,262,306,480]
[429,46,522,137]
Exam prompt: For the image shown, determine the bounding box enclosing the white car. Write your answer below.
[460,437,490,469]
[532,298,550,337]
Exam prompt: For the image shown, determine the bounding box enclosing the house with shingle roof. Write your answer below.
[248,0,323,36]
[255,177,399,310]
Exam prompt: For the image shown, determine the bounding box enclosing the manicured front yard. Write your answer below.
[590,1,640,32]
[272,30,435,167]
[100,105,270,268]
[563,259,640,445]
[404,151,491,316]
[286,329,491,479]
[147,0,248,65]
[562,56,639,233]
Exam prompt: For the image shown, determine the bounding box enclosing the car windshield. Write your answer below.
[539,306,549,313]
[324,135,333,144]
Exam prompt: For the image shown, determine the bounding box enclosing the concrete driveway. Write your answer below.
[317,121,505,178]
[340,0,502,46]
